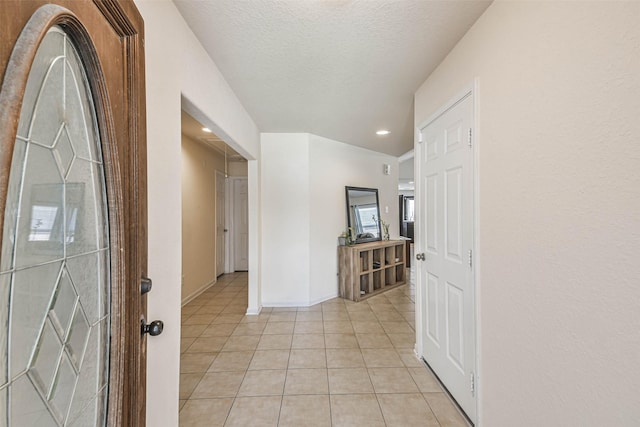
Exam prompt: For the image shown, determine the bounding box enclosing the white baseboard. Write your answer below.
[262,292,338,308]
[245,307,262,315]
[181,279,216,306]
[308,292,339,306]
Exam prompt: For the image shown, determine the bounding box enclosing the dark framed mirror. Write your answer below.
[345,186,382,244]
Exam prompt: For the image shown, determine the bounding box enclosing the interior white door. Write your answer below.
[215,171,225,277]
[233,178,249,271]
[417,92,476,421]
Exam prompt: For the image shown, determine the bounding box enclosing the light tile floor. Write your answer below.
[179,271,470,426]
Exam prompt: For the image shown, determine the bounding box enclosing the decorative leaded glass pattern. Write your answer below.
[0,26,110,426]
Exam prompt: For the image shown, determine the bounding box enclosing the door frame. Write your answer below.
[414,80,481,423]
[0,1,147,425]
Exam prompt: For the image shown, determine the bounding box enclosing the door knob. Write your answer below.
[141,277,152,295]
[416,253,425,261]
[141,318,164,336]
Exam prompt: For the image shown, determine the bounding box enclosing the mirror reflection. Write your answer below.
[345,186,382,243]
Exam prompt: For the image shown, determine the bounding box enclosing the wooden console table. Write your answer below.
[338,240,406,302]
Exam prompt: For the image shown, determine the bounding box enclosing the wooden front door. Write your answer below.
[0,1,147,425]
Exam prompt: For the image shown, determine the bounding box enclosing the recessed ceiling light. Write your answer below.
[376,130,390,135]
[202,127,212,133]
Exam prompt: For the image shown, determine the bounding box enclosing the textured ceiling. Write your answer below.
[174,0,491,156]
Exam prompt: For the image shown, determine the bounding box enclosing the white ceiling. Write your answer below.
[174,0,491,156]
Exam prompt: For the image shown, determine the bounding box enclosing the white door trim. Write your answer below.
[415,80,481,424]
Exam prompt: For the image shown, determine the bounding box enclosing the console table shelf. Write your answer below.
[338,240,406,302]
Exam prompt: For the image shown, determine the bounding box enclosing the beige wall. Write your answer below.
[181,136,224,302]
[415,2,640,425]
[228,160,248,177]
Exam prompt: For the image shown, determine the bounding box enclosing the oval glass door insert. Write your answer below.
[0,25,110,426]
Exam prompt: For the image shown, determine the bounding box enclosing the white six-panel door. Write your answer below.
[233,178,249,271]
[416,91,476,422]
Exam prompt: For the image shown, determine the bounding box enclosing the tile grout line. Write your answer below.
[180,271,462,427]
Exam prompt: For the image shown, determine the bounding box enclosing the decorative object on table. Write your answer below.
[380,219,390,241]
[338,227,355,246]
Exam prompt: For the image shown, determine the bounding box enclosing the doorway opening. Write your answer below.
[398,150,415,272]
[180,109,248,305]
[178,108,251,410]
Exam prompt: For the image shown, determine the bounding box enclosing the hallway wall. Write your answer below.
[135,1,261,425]
[415,2,640,425]
[181,135,224,302]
